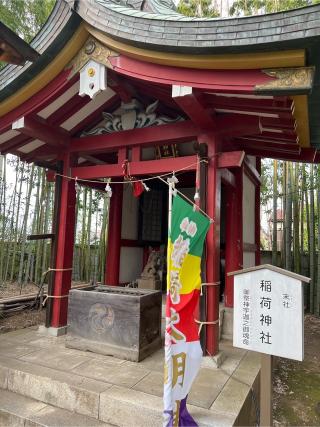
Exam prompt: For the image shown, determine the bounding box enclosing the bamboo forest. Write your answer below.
[0,155,109,288]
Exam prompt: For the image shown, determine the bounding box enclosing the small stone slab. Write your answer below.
[210,377,250,416]
[133,371,163,397]
[187,405,236,427]
[0,343,38,359]
[189,368,229,409]
[99,385,163,426]
[20,347,92,371]
[25,404,112,426]
[72,358,150,388]
[130,348,164,373]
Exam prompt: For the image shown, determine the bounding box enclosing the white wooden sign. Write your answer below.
[232,265,309,361]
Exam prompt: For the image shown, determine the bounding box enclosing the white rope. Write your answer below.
[42,294,69,306]
[194,319,219,335]
[42,267,73,276]
[55,158,214,222]
[158,176,213,222]
[200,281,220,296]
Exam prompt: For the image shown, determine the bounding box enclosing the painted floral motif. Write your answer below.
[170,270,182,304]
[180,217,197,237]
[171,235,190,269]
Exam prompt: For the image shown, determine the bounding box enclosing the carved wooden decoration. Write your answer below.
[81,99,182,135]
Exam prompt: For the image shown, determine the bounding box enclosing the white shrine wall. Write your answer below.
[119,185,143,283]
[243,169,256,269]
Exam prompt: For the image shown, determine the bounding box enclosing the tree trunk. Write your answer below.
[293,163,300,273]
[309,164,315,314]
[284,162,292,270]
[272,160,278,265]
[10,162,25,282]
[316,165,320,316]
[18,164,35,288]
[4,158,20,283]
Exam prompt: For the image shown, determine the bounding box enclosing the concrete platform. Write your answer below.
[0,325,260,426]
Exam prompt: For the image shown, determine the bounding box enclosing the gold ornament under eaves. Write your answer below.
[67,37,119,78]
[255,67,314,94]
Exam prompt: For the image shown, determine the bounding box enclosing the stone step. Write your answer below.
[0,353,237,427]
[0,389,112,426]
[0,354,113,421]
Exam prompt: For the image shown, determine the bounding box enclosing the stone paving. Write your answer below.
[0,326,261,426]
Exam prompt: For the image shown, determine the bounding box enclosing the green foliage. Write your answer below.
[0,0,55,42]
[229,0,320,16]
[177,0,219,17]
[229,0,264,16]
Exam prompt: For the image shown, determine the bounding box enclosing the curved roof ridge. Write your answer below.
[0,0,81,101]
[91,0,320,22]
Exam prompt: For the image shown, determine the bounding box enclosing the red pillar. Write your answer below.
[224,168,243,308]
[51,153,76,328]
[105,184,123,285]
[202,135,221,356]
[255,158,261,265]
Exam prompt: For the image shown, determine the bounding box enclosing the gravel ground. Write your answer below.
[273,314,320,426]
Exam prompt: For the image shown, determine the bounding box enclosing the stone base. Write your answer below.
[201,351,227,369]
[221,307,233,341]
[137,278,161,290]
[38,325,68,337]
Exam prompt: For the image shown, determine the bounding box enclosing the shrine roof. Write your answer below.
[1,0,320,164]
[74,0,320,53]
[0,21,40,65]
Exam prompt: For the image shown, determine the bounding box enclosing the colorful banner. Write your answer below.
[163,194,210,427]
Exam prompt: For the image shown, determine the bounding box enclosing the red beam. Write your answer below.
[71,155,197,179]
[0,69,73,133]
[233,138,300,153]
[205,94,293,114]
[21,145,59,162]
[0,134,32,154]
[172,88,216,130]
[12,116,69,147]
[247,132,298,143]
[70,121,200,154]
[216,114,260,138]
[110,55,275,93]
[260,116,296,130]
[244,147,316,162]
[218,151,245,168]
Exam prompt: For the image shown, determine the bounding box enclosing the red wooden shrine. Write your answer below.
[0,0,319,356]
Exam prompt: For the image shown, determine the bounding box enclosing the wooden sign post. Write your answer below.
[229,264,310,427]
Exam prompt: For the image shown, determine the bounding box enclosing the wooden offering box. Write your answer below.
[66,286,162,362]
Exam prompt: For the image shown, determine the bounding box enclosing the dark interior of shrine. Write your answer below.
[132,170,226,299]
